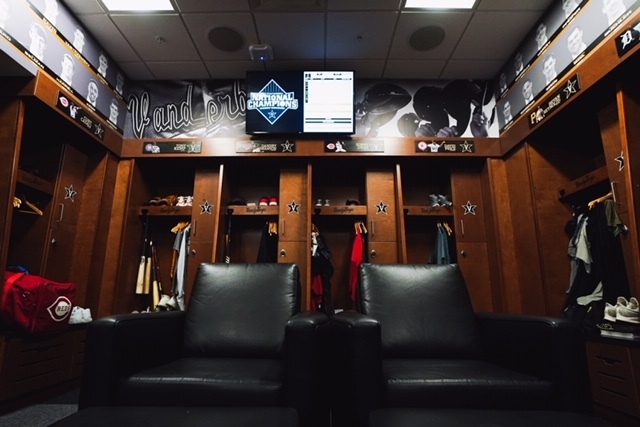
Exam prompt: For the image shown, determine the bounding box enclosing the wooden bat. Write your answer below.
[135,213,149,294]
[151,241,160,308]
[143,240,152,294]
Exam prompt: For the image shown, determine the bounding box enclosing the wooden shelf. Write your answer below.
[226,205,279,215]
[313,205,367,215]
[404,205,453,216]
[558,166,609,200]
[16,170,55,195]
[138,206,192,216]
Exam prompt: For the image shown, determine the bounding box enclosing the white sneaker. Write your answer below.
[157,294,172,310]
[69,306,84,324]
[82,308,92,323]
[604,302,617,322]
[618,297,640,324]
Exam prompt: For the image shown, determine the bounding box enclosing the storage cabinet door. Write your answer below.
[451,170,486,243]
[51,144,87,234]
[279,169,308,242]
[366,170,397,243]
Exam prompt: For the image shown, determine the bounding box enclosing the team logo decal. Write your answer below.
[247,79,299,125]
[47,296,72,322]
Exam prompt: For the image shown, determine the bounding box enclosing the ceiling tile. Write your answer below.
[476,0,554,11]
[389,11,473,59]
[261,59,326,72]
[75,14,140,62]
[327,12,398,59]
[174,0,251,12]
[327,0,402,10]
[182,13,258,61]
[60,0,105,14]
[110,14,200,61]
[452,11,544,60]
[253,13,324,59]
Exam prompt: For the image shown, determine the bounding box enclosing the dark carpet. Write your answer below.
[0,388,79,427]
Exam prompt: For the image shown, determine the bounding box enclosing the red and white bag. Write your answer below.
[2,271,75,334]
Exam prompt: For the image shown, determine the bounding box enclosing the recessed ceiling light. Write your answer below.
[404,0,476,9]
[101,0,175,12]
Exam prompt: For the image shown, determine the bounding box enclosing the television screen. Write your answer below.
[246,71,355,136]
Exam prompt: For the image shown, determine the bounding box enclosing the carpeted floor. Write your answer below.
[0,388,79,427]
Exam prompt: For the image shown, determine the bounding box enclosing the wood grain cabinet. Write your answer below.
[586,338,640,427]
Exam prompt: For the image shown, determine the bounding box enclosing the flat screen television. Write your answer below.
[245,70,355,136]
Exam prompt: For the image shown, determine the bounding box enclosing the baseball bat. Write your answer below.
[135,212,149,294]
[143,240,152,294]
[151,241,160,308]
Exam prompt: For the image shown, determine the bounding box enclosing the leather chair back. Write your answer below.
[358,263,482,359]
[183,263,300,358]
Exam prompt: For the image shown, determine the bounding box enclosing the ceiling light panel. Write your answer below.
[101,0,175,12]
[404,0,475,9]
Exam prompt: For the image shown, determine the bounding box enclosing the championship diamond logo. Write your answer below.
[247,79,298,125]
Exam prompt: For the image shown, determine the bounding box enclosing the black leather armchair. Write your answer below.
[331,264,592,427]
[79,263,330,427]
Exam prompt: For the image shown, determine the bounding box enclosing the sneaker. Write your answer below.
[185,196,193,206]
[604,302,617,322]
[618,297,640,324]
[69,306,84,324]
[165,296,180,311]
[428,194,440,207]
[259,196,269,206]
[269,196,278,206]
[82,308,92,323]
[437,194,453,207]
[324,199,330,206]
[176,196,187,206]
[157,294,172,310]
[315,199,323,207]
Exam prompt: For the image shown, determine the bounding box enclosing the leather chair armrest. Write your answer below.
[79,311,185,409]
[285,311,330,427]
[476,312,591,412]
[331,310,383,427]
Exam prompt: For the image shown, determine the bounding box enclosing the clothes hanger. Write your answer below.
[587,191,613,210]
[443,221,453,236]
[17,195,43,215]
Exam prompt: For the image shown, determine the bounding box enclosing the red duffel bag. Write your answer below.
[2,271,75,334]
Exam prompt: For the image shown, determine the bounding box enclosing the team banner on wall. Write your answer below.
[125,79,499,140]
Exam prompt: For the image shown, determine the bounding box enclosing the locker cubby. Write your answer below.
[218,158,281,264]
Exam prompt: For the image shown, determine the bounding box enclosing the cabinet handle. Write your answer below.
[460,250,467,257]
[192,220,197,237]
[610,181,619,204]
[51,238,57,246]
[370,220,375,237]
[460,219,465,237]
[370,249,376,258]
[280,249,286,257]
[56,203,64,222]
[281,220,285,237]
[190,249,196,256]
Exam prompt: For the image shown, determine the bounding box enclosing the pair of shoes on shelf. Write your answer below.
[176,196,193,207]
[156,294,180,311]
[147,195,178,206]
[315,199,331,207]
[428,194,453,207]
[69,306,92,324]
[259,196,278,206]
[604,296,640,324]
